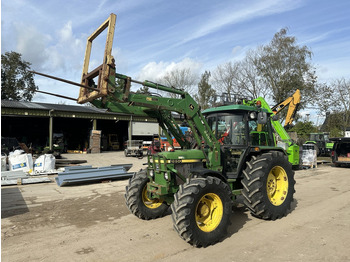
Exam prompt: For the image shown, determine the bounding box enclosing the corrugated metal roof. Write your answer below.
[1,100,109,114]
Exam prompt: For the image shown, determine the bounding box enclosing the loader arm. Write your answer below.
[271,89,301,129]
[90,66,222,171]
[31,13,222,171]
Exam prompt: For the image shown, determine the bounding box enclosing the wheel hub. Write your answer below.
[266,166,289,206]
[197,201,210,218]
[267,177,277,195]
[195,193,223,232]
[142,186,163,209]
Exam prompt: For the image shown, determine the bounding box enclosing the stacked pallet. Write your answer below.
[90,130,101,154]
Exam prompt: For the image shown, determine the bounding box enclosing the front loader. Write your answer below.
[33,13,296,247]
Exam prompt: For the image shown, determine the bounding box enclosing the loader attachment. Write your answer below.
[78,13,116,104]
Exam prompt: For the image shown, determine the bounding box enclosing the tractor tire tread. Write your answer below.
[170,177,232,247]
[242,151,295,220]
[125,170,168,220]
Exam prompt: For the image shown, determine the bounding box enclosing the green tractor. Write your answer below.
[124,98,295,247]
[33,13,296,247]
[305,132,334,156]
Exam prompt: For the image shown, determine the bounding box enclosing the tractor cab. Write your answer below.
[203,104,275,179]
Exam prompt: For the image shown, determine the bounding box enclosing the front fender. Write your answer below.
[190,167,227,183]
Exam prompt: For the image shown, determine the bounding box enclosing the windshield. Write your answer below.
[206,112,274,146]
[207,114,247,145]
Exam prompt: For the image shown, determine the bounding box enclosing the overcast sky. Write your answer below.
[2,0,350,121]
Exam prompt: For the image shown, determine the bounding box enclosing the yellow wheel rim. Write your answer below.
[142,186,163,209]
[195,193,223,232]
[266,166,289,206]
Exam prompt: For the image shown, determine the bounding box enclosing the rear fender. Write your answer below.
[237,148,288,179]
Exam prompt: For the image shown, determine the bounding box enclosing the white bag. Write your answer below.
[34,154,56,173]
[8,151,33,173]
[301,144,317,168]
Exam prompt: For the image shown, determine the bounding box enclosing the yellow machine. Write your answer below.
[108,134,120,150]
[271,89,301,129]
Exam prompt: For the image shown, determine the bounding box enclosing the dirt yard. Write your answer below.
[1,152,350,262]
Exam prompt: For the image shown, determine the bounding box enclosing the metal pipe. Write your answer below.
[115,73,185,95]
[49,109,54,151]
[35,90,78,101]
[30,71,100,92]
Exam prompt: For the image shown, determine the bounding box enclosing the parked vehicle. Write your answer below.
[305,132,333,156]
[147,135,162,155]
[124,140,143,157]
[108,134,120,150]
[330,137,350,167]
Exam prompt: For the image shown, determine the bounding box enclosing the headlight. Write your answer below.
[149,170,154,177]
[249,111,257,120]
[164,172,169,180]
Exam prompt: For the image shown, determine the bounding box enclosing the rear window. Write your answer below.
[335,141,350,156]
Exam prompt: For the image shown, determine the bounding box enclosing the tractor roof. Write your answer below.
[202,104,269,114]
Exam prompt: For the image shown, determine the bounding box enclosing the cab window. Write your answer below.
[249,119,274,146]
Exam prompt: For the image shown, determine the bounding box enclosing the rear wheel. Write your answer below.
[171,176,232,247]
[241,151,295,220]
[125,169,168,219]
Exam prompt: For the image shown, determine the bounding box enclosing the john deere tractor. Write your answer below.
[123,95,295,247]
[33,14,296,247]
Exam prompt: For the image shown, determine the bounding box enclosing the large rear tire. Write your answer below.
[125,169,168,220]
[241,151,295,220]
[171,176,232,247]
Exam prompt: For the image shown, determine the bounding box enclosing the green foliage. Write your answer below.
[289,121,317,142]
[115,78,126,91]
[322,112,348,137]
[253,28,317,105]
[136,86,151,95]
[1,51,38,101]
[194,71,216,110]
[316,79,350,134]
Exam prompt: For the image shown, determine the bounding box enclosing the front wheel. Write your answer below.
[242,151,295,220]
[125,170,169,220]
[171,176,232,247]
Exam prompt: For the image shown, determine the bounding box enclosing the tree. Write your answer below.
[316,78,350,134]
[253,28,317,105]
[235,51,269,99]
[212,61,239,98]
[1,51,38,101]
[136,86,151,95]
[289,120,317,144]
[194,71,216,110]
[158,68,198,98]
[315,82,334,116]
[115,78,126,91]
[212,55,270,101]
[332,78,350,132]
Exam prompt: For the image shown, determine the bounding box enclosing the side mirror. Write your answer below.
[271,115,279,121]
[258,112,268,125]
